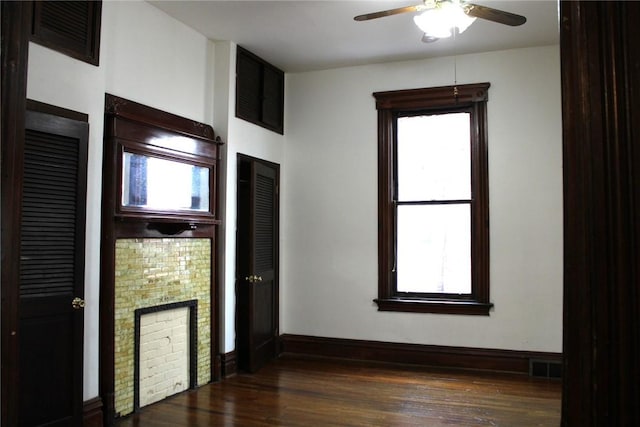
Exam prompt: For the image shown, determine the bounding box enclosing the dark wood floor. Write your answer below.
[116,355,561,426]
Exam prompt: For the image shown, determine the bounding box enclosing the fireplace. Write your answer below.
[114,238,211,417]
[102,96,222,420]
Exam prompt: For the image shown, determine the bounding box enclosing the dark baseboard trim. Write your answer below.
[280,334,561,376]
[213,353,222,381]
[83,396,104,427]
[221,351,237,377]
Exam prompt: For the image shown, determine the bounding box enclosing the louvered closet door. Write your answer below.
[19,110,88,426]
[246,161,278,373]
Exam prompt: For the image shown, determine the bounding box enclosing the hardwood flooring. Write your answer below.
[116,355,561,426]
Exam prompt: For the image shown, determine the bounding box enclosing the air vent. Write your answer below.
[236,46,284,134]
[31,0,102,65]
[530,359,562,379]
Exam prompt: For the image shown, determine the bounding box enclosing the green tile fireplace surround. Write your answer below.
[113,238,211,416]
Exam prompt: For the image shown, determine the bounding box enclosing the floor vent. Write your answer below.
[530,359,562,379]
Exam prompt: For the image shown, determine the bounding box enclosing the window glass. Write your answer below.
[397,113,471,201]
[122,152,209,212]
[396,204,471,294]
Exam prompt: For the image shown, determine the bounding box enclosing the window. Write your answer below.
[373,83,492,315]
[122,152,210,212]
[104,94,222,228]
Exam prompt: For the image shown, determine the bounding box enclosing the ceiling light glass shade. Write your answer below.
[413,2,477,39]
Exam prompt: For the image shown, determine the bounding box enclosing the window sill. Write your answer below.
[374,298,493,315]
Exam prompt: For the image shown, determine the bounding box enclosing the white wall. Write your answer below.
[27,0,215,401]
[283,45,563,353]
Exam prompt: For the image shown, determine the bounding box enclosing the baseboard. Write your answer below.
[83,396,104,427]
[213,352,222,381]
[221,350,237,377]
[280,334,561,376]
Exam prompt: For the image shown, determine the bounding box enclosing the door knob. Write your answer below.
[245,275,263,283]
[72,297,85,310]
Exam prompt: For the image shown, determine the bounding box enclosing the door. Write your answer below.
[18,106,88,426]
[236,156,279,373]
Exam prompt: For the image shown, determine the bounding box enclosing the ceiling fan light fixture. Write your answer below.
[413,1,477,39]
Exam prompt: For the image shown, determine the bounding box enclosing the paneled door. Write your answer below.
[236,156,279,373]
[18,105,88,426]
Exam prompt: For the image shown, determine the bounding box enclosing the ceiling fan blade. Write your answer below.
[464,3,527,26]
[354,4,425,21]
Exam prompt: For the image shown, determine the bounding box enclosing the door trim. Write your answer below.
[1,3,31,424]
[235,154,280,371]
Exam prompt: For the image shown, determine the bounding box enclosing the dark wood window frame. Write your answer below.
[373,83,492,315]
[30,0,102,66]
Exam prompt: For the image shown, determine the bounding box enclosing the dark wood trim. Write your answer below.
[26,99,89,123]
[1,2,31,425]
[83,397,104,427]
[212,353,222,382]
[373,83,489,111]
[105,94,219,142]
[210,144,227,381]
[113,222,217,239]
[212,145,224,384]
[560,1,640,425]
[100,130,118,427]
[374,298,493,315]
[280,334,560,376]
[221,351,238,377]
[376,107,394,314]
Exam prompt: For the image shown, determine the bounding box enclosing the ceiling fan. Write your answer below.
[354,0,527,43]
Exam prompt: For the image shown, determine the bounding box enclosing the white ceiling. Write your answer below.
[149,0,559,73]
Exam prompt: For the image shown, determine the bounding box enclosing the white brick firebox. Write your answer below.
[134,301,197,410]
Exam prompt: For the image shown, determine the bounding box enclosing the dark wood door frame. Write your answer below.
[1,2,32,425]
[560,2,640,425]
[235,154,280,372]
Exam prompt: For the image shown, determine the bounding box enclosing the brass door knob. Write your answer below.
[245,275,263,283]
[72,297,85,310]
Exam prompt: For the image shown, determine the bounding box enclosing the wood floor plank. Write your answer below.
[117,355,561,426]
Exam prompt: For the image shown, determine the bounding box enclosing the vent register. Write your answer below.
[31,0,102,65]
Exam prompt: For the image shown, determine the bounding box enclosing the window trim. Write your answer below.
[373,83,492,315]
[104,93,223,228]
